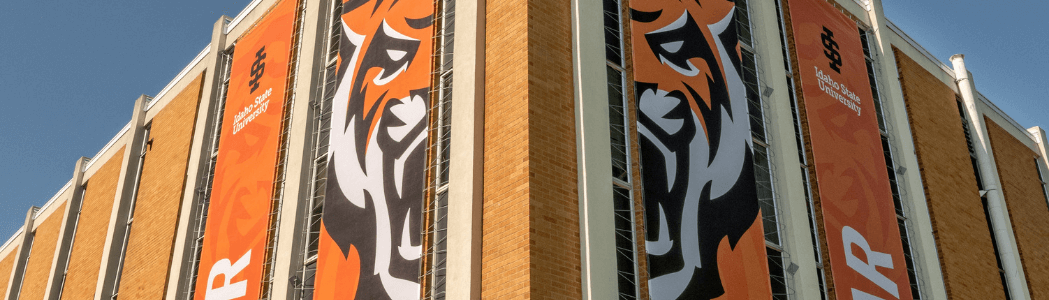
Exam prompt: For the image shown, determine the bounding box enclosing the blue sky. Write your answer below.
[0,0,1046,240]
[0,0,251,240]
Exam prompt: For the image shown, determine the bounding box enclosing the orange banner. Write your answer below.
[314,0,434,299]
[193,1,297,299]
[788,0,913,299]
[629,0,771,299]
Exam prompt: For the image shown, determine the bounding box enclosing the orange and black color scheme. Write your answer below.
[314,0,434,298]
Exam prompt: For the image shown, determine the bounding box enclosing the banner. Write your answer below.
[787,0,913,299]
[314,0,433,298]
[193,1,297,299]
[630,1,771,299]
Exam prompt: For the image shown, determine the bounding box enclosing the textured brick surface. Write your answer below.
[895,49,1006,300]
[986,119,1049,300]
[482,0,580,296]
[19,203,66,300]
[0,249,16,298]
[60,148,125,300]
[482,0,530,296]
[116,73,204,299]
[526,0,580,297]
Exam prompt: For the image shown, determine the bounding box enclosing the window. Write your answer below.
[737,1,788,298]
[604,0,639,298]
[423,0,454,297]
[110,123,151,300]
[859,29,922,299]
[183,48,233,300]
[1036,158,1049,210]
[293,0,342,298]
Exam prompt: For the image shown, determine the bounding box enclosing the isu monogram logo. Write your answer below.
[631,0,763,298]
[249,46,266,93]
[821,27,842,73]
[322,0,432,298]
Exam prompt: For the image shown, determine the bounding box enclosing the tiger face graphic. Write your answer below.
[631,0,761,299]
[323,0,432,298]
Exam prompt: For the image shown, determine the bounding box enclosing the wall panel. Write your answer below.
[60,147,125,300]
[986,119,1049,299]
[18,203,66,300]
[117,73,204,299]
[895,48,1006,299]
[0,249,16,298]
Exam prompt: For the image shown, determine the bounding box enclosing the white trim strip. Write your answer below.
[885,20,955,79]
[976,91,1037,142]
[34,180,73,220]
[851,0,871,11]
[225,0,265,34]
[0,228,25,254]
[146,45,212,112]
[82,121,133,173]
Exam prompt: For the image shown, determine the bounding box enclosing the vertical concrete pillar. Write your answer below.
[5,208,38,300]
[40,158,88,300]
[1028,127,1049,171]
[952,54,1031,300]
[865,1,950,298]
[569,0,617,298]
[269,0,323,297]
[94,95,149,300]
[165,15,229,300]
[445,0,485,297]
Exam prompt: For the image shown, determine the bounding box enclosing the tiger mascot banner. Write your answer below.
[630,0,772,299]
[788,0,913,298]
[313,0,433,298]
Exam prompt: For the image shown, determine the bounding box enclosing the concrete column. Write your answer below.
[41,158,88,300]
[753,0,824,298]
[445,0,485,297]
[1027,127,1049,208]
[5,208,38,300]
[1028,127,1049,171]
[269,0,324,297]
[94,95,150,300]
[952,54,1031,300]
[865,0,950,298]
[165,15,230,300]
[570,0,617,298]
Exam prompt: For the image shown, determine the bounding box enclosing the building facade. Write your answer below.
[1,0,1048,299]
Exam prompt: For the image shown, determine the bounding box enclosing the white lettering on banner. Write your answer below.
[852,288,885,300]
[205,250,252,300]
[814,66,862,116]
[232,88,273,135]
[842,226,899,299]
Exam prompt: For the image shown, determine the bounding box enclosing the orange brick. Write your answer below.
[60,147,125,300]
[116,73,204,299]
[19,203,66,300]
[895,49,1006,300]
[483,0,580,296]
[0,249,16,298]
[986,119,1049,300]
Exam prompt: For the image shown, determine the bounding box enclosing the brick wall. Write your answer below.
[18,203,66,300]
[0,249,16,298]
[482,0,580,296]
[60,147,125,300]
[526,0,580,296]
[482,0,532,296]
[986,119,1049,300]
[895,48,1006,300]
[115,73,204,299]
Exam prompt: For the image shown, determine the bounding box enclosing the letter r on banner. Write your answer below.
[843,227,899,299]
[206,250,252,300]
